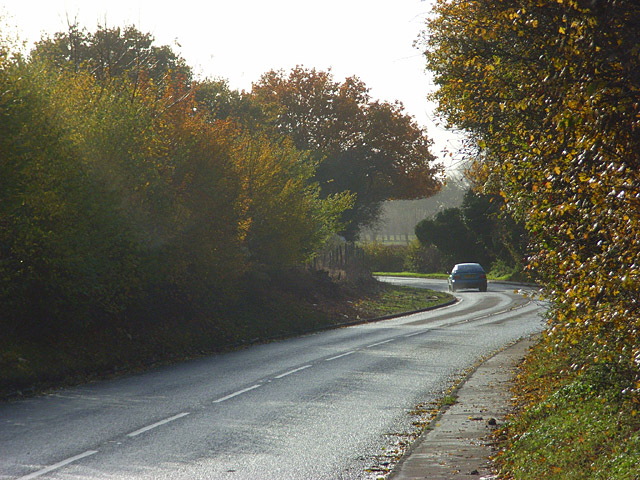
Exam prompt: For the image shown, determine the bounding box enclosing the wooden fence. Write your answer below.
[308,243,367,280]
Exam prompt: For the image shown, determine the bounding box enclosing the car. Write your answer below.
[448,263,487,292]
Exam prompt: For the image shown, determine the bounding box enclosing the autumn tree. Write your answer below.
[251,67,444,239]
[3,25,357,345]
[231,134,353,269]
[0,49,152,340]
[422,0,640,389]
[0,19,361,392]
[193,79,355,268]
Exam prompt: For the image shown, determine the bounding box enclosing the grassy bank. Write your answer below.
[1,272,453,399]
[350,284,453,318]
[495,336,640,479]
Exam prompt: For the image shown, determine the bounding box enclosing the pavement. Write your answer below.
[389,335,538,480]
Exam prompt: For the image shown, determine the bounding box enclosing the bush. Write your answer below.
[403,240,445,273]
[361,242,407,272]
[488,259,530,282]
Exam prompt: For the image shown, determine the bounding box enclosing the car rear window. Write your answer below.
[457,264,484,273]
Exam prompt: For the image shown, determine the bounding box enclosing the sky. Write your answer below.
[1,0,464,167]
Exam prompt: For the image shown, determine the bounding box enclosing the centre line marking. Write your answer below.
[127,412,190,437]
[213,384,262,403]
[367,339,394,348]
[274,365,312,379]
[18,450,98,480]
[326,351,355,361]
[404,331,425,337]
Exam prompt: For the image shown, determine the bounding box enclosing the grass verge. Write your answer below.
[495,338,640,479]
[352,283,453,318]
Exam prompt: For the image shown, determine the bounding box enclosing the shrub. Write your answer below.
[403,240,445,273]
[361,242,407,272]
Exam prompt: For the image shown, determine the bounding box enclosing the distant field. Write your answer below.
[359,234,417,245]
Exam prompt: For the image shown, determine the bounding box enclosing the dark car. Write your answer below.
[448,263,487,292]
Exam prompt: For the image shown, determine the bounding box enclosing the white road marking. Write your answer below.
[325,351,356,361]
[213,384,262,403]
[18,450,98,480]
[127,412,190,437]
[404,331,425,337]
[274,365,312,379]
[367,339,394,348]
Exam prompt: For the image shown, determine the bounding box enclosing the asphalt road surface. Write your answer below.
[1,278,545,480]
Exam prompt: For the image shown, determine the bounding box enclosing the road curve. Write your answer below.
[0,279,545,480]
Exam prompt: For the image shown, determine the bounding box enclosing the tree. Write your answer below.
[146,76,248,300]
[194,78,265,127]
[31,24,191,86]
[422,0,640,384]
[251,67,444,239]
[414,189,525,270]
[192,78,355,269]
[415,208,477,267]
[10,23,357,313]
[231,133,353,269]
[1,22,358,391]
[2,28,246,342]
[1,48,149,338]
[460,190,526,269]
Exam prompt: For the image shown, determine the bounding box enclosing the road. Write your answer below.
[0,278,545,480]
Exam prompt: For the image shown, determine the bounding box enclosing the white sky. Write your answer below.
[1,0,464,167]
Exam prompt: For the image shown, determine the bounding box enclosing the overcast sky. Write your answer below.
[2,0,463,166]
